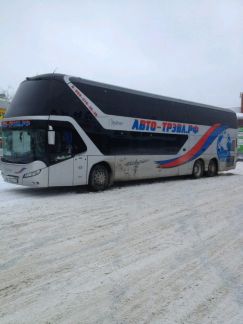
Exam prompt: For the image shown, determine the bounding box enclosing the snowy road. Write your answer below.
[0,164,243,324]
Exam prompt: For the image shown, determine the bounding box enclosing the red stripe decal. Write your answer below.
[159,123,220,168]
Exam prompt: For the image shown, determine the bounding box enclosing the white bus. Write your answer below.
[0,74,238,190]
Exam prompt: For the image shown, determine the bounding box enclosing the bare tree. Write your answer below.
[0,87,14,101]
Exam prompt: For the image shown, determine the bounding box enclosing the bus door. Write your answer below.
[73,154,87,185]
[48,122,87,186]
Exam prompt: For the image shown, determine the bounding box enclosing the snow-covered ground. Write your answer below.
[0,164,243,324]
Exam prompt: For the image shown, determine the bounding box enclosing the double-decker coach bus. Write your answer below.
[0,73,238,190]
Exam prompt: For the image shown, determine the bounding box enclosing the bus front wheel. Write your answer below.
[89,164,109,191]
[192,160,204,179]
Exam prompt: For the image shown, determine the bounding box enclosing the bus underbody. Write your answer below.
[0,150,237,190]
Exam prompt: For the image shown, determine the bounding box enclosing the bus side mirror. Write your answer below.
[48,130,55,145]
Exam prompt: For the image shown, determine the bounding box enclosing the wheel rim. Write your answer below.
[93,169,106,186]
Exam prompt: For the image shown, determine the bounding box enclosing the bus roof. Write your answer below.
[26,73,234,115]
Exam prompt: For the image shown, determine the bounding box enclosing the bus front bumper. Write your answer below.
[0,161,49,187]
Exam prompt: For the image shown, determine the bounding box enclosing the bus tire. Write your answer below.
[192,160,204,179]
[89,164,109,191]
[207,159,218,177]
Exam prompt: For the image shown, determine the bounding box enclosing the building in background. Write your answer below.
[0,96,10,157]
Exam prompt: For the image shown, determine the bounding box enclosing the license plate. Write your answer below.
[6,176,18,184]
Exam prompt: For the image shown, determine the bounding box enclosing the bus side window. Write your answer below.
[72,129,87,155]
[49,129,72,162]
[49,122,87,163]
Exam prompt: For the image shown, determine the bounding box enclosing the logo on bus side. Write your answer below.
[132,119,199,134]
[217,131,234,162]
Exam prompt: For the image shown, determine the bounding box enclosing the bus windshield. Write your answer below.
[2,123,47,164]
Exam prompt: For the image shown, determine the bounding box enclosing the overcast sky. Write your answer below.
[1,0,243,110]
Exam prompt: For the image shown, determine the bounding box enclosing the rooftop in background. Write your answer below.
[229,107,240,113]
[237,113,243,119]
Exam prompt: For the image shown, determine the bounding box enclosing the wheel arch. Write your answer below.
[88,161,114,187]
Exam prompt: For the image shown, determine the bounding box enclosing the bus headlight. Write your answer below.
[23,169,42,178]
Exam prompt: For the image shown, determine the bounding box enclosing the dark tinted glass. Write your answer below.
[6,77,237,132]
[2,120,48,164]
[74,81,237,128]
[110,132,188,155]
[48,121,87,164]
[89,131,187,155]
[49,80,84,116]
[6,81,51,117]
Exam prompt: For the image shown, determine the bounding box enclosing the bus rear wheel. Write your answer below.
[207,159,218,177]
[192,160,204,179]
[89,164,109,191]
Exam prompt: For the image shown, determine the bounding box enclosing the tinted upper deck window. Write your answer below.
[6,76,237,130]
[73,81,237,128]
[6,80,52,117]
